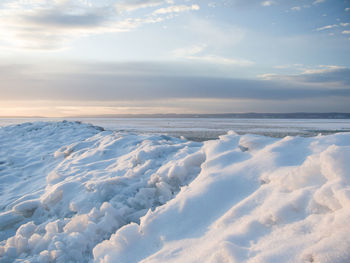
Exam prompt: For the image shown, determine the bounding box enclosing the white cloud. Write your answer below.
[313,0,325,5]
[186,55,255,66]
[172,44,254,66]
[0,0,189,50]
[302,65,347,74]
[345,7,350,11]
[115,0,165,12]
[0,14,165,50]
[258,73,280,80]
[291,6,301,11]
[340,23,350,27]
[261,1,274,7]
[342,30,350,34]
[153,4,200,15]
[258,65,350,86]
[172,44,206,57]
[316,24,338,31]
[208,2,217,8]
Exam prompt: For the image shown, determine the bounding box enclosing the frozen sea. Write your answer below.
[1,118,350,140]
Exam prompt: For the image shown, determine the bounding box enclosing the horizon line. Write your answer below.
[1,112,350,119]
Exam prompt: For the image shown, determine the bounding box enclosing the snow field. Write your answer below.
[1,121,350,263]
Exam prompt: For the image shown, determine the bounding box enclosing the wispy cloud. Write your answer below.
[316,24,338,31]
[172,44,207,57]
[115,0,166,12]
[172,44,254,66]
[258,65,350,86]
[291,6,301,11]
[0,0,198,50]
[185,55,255,66]
[153,4,200,15]
[342,30,350,34]
[261,1,274,7]
[168,16,252,67]
[313,0,325,5]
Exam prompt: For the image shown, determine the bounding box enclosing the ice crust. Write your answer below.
[1,121,350,263]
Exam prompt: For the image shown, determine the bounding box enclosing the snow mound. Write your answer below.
[0,121,103,238]
[1,121,350,263]
[0,122,204,262]
[93,132,350,263]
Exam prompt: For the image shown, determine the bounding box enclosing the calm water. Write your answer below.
[1,118,350,141]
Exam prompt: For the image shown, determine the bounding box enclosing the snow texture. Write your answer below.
[1,121,350,263]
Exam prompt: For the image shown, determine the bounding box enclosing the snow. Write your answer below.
[1,121,350,262]
[2,117,350,140]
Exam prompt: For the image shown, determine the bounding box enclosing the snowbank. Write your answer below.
[1,121,350,263]
[0,121,204,262]
[0,121,102,240]
[93,132,350,263]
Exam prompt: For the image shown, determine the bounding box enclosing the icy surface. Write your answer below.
[1,121,350,262]
[2,118,350,140]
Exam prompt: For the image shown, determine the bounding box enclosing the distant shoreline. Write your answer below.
[1,113,350,119]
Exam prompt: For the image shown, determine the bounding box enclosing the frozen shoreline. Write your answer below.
[1,118,350,141]
[1,121,350,262]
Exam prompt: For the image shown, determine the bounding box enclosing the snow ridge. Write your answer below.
[1,121,350,263]
[94,132,350,263]
[0,121,204,262]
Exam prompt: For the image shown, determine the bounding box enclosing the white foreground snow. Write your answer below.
[1,121,350,263]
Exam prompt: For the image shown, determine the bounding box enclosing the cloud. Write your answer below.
[261,1,274,7]
[0,15,164,50]
[316,24,338,31]
[172,44,254,66]
[1,62,349,104]
[258,65,350,86]
[340,23,350,27]
[313,0,325,5]
[345,8,350,11]
[172,44,207,57]
[2,61,349,115]
[342,30,350,34]
[153,4,200,15]
[20,9,108,28]
[0,0,198,50]
[208,2,217,8]
[184,55,255,66]
[291,6,301,11]
[115,0,165,12]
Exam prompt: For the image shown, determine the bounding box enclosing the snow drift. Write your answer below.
[1,121,350,263]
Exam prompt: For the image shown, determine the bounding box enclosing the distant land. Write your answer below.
[1,113,350,119]
[68,112,350,119]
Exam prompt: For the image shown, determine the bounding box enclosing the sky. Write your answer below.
[0,0,350,117]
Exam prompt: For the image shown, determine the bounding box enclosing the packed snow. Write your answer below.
[1,121,350,263]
